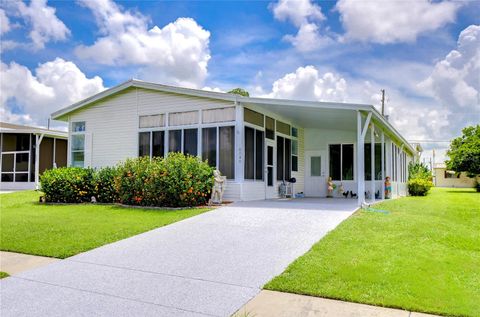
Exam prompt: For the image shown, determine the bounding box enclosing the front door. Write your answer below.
[305,151,326,197]
[265,140,276,199]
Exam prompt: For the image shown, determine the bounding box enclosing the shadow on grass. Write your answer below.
[445,190,478,194]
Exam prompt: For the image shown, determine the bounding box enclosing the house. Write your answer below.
[0,122,68,190]
[433,163,477,188]
[51,79,418,205]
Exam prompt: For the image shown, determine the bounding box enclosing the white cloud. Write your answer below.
[336,0,461,44]
[75,0,210,88]
[0,8,11,35]
[1,58,105,126]
[271,0,324,27]
[271,0,327,52]
[265,65,347,102]
[419,24,480,136]
[14,0,70,49]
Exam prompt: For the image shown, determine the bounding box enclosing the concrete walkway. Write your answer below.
[0,251,59,275]
[239,290,441,317]
[1,198,358,317]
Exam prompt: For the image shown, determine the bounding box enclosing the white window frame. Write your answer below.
[327,143,356,182]
[70,121,86,168]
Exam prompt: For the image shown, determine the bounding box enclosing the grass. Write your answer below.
[0,191,210,259]
[0,272,9,279]
[265,188,480,317]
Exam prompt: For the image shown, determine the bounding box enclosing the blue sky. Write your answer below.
[1,0,479,162]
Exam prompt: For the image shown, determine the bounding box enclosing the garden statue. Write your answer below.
[338,183,344,196]
[385,176,392,199]
[209,169,226,205]
[327,177,334,198]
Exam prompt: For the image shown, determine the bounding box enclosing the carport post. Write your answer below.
[34,133,44,190]
[371,123,375,203]
[381,131,385,200]
[357,111,371,206]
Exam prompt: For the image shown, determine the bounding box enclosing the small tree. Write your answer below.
[228,88,249,97]
[446,125,480,178]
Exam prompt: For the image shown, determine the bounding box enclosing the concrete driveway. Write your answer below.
[1,198,358,317]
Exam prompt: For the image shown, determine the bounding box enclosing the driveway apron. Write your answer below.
[1,199,357,316]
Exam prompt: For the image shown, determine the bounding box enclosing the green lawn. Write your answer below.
[0,191,210,259]
[265,188,480,317]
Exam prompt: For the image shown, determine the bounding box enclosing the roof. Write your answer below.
[0,122,68,139]
[50,78,415,154]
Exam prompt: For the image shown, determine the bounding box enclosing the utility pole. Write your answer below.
[381,89,386,116]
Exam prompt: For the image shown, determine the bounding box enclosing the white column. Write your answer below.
[34,133,44,190]
[357,111,365,206]
[381,131,385,200]
[371,123,375,202]
[234,103,244,183]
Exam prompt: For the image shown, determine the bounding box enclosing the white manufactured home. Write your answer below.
[51,79,417,205]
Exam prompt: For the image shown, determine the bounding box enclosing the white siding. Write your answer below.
[68,89,139,168]
[68,88,235,168]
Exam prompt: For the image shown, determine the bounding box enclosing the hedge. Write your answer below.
[115,153,214,207]
[40,153,214,207]
[40,167,95,203]
[407,178,433,196]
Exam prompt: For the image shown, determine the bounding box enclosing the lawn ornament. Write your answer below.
[327,177,334,198]
[385,176,392,199]
[342,190,349,198]
[209,169,226,205]
[350,191,357,198]
[338,183,345,196]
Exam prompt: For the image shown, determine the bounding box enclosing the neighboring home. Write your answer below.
[0,122,68,190]
[433,163,477,188]
[51,79,418,205]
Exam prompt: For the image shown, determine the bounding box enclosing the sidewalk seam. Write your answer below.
[8,276,221,317]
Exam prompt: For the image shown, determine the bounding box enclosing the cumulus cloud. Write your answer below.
[75,0,210,88]
[265,65,347,102]
[271,0,327,52]
[1,58,105,126]
[419,24,480,136]
[13,0,70,49]
[336,0,461,44]
[0,8,11,35]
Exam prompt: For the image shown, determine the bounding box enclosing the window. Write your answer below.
[202,107,235,123]
[244,108,264,127]
[139,132,150,157]
[202,127,217,168]
[169,111,198,126]
[365,143,382,180]
[276,136,291,181]
[139,114,165,128]
[291,127,298,172]
[152,131,164,157]
[72,121,85,132]
[219,126,235,179]
[265,117,275,140]
[311,156,321,176]
[139,131,165,158]
[276,121,290,135]
[184,129,198,156]
[71,121,86,167]
[329,144,354,181]
[244,127,264,180]
[202,126,235,179]
[168,130,182,153]
[71,134,85,167]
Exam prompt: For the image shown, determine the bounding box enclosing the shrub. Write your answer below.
[408,162,432,180]
[40,167,95,203]
[115,153,214,207]
[407,178,433,196]
[93,166,118,203]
